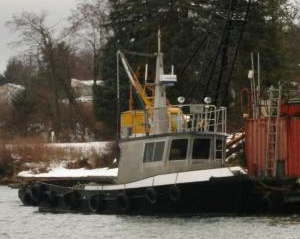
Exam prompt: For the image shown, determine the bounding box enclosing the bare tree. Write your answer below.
[6,12,96,139]
[68,0,110,84]
[6,12,64,134]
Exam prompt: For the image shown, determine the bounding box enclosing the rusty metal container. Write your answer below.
[245,118,267,176]
[245,113,300,177]
[286,118,300,177]
[281,104,300,117]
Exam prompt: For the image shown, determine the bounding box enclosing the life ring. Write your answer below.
[44,190,59,207]
[144,187,158,205]
[63,191,81,209]
[169,185,181,203]
[88,195,105,213]
[117,193,131,212]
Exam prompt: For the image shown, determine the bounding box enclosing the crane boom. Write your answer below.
[118,51,152,109]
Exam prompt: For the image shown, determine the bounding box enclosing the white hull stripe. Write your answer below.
[85,167,246,191]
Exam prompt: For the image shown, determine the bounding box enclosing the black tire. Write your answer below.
[18,187,25,202]
[144,187,158,205]
[117,193,131,212]
[22,189,35,206]
[266,192,284,213]
[88,195,105,213]
[31,183,47,204]
[44,190,59,207]
[63,191,81,210]
[169,185,181,203]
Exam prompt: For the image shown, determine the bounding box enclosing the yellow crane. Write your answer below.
[118,50,183,137]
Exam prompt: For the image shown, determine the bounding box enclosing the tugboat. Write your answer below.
[18,31,257,215]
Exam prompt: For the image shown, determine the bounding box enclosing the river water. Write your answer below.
[1,186,300,239]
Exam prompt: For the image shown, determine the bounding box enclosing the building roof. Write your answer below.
[71,79,104,88]
[0,83,25,104]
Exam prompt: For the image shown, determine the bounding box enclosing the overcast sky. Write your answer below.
[0,0,78,74]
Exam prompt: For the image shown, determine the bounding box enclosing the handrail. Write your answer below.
[121,104,227,138]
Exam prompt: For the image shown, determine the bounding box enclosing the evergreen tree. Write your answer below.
[235,0,299,90]
[95,0,299,131]
[97,0,236,128]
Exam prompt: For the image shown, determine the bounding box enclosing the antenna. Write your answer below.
[257,52,261,110]
[250,52,257,118]
[116,51,121,161]
[145,64,148,84]
[158,28,161,54]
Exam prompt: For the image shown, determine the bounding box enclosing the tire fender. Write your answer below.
[22,188,34,206]
[117,193,131,212]
[63,191,81,209]
[144,187,158,205]
[31,183,47,204]
[88,195,105,213]
[169,185,181,202]
[44,190,59,207]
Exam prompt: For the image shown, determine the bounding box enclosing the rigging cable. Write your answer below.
[214,0,234,105]
[203,2,234,100]
[222,0,252,106]
[179,35,208,80]
[184,36,213,102]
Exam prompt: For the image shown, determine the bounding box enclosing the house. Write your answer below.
[71,79,104,103]
[0,83,25,105]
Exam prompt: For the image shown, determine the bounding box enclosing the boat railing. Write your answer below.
[174,104,227,134]
[285,90,300,104]
[121,104,227,139]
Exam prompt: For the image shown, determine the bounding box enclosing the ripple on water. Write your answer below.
[1,186,300,239]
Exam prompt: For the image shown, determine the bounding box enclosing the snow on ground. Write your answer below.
[48,141,109,154]
[18,165,118,178]
[16,141,114,178]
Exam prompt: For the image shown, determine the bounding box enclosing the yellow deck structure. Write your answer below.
[121,107,184,137]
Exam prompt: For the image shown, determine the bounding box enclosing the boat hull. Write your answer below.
[19,175,268,215]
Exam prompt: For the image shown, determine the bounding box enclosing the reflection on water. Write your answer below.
[1,186,300,239]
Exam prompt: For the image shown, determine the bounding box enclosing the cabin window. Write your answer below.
[143,141,165,162]
[192,138,210,160]
[169,139,188,160]
[143,143,155,162]
[153,141,165,161]
[216,139,223,159]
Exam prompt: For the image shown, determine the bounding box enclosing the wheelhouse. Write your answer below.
[117,104,227,184]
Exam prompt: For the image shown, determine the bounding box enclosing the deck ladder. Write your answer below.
[265,86,282,177]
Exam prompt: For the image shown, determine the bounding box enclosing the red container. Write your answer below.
[286,118,300,176]
[245,118,267,176]
[245,118,290,177]
[281,104,300,117]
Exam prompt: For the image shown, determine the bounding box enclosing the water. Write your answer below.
[1,186,300,239]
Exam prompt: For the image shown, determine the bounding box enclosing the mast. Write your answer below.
[151,29,169,135]
[116,51,121,161]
